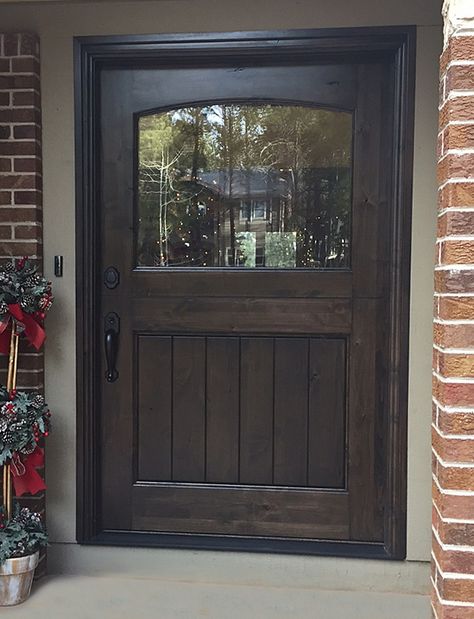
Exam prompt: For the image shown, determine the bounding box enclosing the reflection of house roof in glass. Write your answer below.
[194,169,288,199]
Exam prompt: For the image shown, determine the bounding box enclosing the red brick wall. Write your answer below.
[432,31,474,619]
[0,32,45,574]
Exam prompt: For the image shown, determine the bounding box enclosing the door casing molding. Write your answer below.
[74,26,416,559]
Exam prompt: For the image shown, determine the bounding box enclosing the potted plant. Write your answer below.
[0,258,53,606]
[0,506,47,605]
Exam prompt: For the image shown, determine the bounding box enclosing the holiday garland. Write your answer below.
[0,258,52,315]
[0,387,51,466]
[0,257,53,564]
[0,258,53,354]
[0,506,47,564]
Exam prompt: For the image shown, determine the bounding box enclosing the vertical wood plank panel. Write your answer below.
[206,337,240,483]
[172,337,206,482]
[308,338,346,488]
[240,338,274,484]
[274,338,309,485]
[137,336,172,481]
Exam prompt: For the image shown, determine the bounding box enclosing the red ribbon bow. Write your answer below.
[10,447,46,496]
[0,303,46,354]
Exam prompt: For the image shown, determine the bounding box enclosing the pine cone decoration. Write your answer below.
[3,429,16,446]
[20,294,35,309]
[23,275,36,288]
[32,395,44,409]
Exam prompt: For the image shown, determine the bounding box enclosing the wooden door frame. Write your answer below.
[74,26,415,559]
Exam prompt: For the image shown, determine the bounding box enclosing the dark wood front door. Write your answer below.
[77,30,414,558]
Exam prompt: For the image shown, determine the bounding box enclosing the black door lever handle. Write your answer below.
[104,312,120,382]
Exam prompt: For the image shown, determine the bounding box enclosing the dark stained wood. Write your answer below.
[76,28,415,559]
[274,338,309,486]
[137,336,172,481]
[239,338,274,484]
[172,337,206,482]
[100,309,134,531]
[206,338,240,483]
[308,338,346,488]
[351,64,383,299]
[132,298,351,334]
[132,483,349,539]
[131,270,352,299]
[348,299,384,542]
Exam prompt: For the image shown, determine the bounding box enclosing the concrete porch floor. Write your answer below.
[5,575,431,618]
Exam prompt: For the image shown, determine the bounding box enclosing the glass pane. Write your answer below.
[137,104,352,268]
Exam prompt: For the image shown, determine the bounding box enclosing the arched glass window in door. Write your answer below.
[136,104,353,269]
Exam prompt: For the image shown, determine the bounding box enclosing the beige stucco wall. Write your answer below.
[0,0,441,585]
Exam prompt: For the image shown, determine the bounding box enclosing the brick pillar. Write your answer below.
[433,2,474,617]
[0,32,45,575]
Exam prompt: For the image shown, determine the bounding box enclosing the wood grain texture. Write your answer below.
[133,483,349,539]
[239,337,274,484]
[172,337,206,482]
[206,337,240,483]
[273,338,309,486]
[308,338,346,488]
[132,297,351,334]
[137,336,172,481]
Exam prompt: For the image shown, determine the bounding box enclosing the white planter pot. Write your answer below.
[0,551,39,606]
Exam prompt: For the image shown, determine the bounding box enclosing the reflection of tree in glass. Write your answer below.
[265,232,297,268]
[235,232,256,268]
[137,104,352,268]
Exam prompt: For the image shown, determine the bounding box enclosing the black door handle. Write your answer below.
[104,312,120,382]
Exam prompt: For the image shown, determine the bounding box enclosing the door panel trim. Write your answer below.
[75,26,415,559]
[132,484,350,539]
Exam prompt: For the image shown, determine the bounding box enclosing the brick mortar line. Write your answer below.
[431,575,474,609]
[0,171,40,175]
[432,551,474,581]
[439,178,474,192]
[0,107,41,112]
[438,149,474,163]
[0,139,42,144]
[435,265,474,271]
[12,223,42,227]
[439,91,474,111]
[432,446,474,469]
[440,122,474,131]
[0,223,40,227]
[434,345,474,356]
[433,472,474,497]
[433,344,474,355]
[437,233,474,241]
[434,317,474,325]
[434,292,474,297]
[432,423,474,442]
[440,120,474,127]
[433,498,474,524]
[433,372,474,385]
[432,525,474,554]
[438,208,474,216]
[0,239,40,243]
[432,404,474,424]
